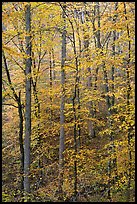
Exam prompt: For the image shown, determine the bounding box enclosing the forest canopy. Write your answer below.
[2,2,135,202]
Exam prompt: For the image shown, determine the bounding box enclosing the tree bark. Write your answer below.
[123,3,132,202]
[52,48,56,81]
[58,2,66,200]
[71,18,79,202]
[111,1,118,187]
[49,51,53,123]
[18,91,24,192]
[83,3,95,138]
[93,2,102,138]
[102,3,119,196]
[32,79,42,188]
[24,2,32,199]
[102,61,112,201]
[2,51,24,194]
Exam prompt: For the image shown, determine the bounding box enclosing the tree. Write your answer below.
[58,2,66,200]
[2,50,24,193]
[123,2,133,201]
[2,2,135,202]
[24,2,32,199]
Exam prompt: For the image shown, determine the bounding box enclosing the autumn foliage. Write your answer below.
[2,2,135,202]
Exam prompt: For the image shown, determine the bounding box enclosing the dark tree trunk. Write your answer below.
[24,2,32,199]
[93,2,102,138]
[2,51,24,195]
[18,91,24,192]
[52,48,56,81]
[111,1,118,188]
[58,2,66,200]
[32,80,42,188]
[123,3,132,202]
[83,3,95,138]
[49,51,53,123]
[72,96,78,201]
[72,19,79,202]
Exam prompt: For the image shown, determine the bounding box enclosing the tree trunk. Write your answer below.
[72,96,77,201]
[32,80,42,188]
[111,1,118,187]
[24,2,32,199]
[18,91,24,192]
[2,51,24,195]
[123,3,132,202]
[58,2,66,200]
[83,4,95,138]
[49,51,53,123]
[52,48,56,81]
[72,19,79,202]
[93,2,102,137]
[31,48,42,188]
[102,62,112,201]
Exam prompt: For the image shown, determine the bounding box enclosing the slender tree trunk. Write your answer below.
[83,4,95,138]
[73,38,81,149]
[123,3,132,202]
[111,1,118,186]
[102,18,118,198]
[93,2,102,138]
[73,9,81,148]
[96,2,101,48]
[32,80,42,188]
[31,47,43,188]
[77,80,81,149]
[94,1,101,90]
[2,51,24,195]
[103,40,118,199]
[72,21,79,202]
[49,51,53,123]
[102,62,112,202]
[24,2,32,199]
[18,91,24,192]
[60,4,79,199]
[52,48,56,81]
[58,2,66,200]
[72,95,77,201]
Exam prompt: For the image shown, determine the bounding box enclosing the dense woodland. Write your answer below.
[2,2,135,202]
